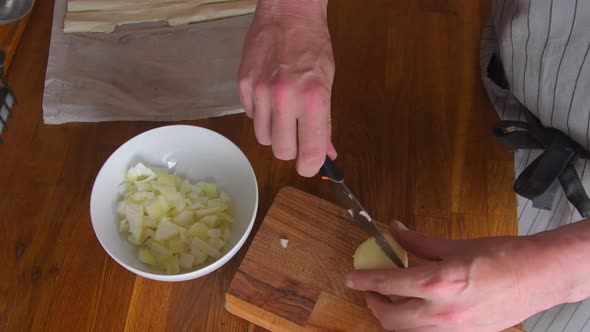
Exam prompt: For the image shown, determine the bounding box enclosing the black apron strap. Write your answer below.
[513,133,577,199]
[492,107,590,218]
[486,53,590,218]
[559,165,590,218]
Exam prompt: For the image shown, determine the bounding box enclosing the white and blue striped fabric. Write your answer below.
[0,91,14,138]
[481,1,590,331]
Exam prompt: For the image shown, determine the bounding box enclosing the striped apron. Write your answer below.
[481,0,590,331]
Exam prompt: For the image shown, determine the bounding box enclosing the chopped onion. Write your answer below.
[118,181,134,195]
[131,191,155,201]
[154,171,176,186]
[191,247,208,265]
[191,237,222,259]
[179,229,190,244]
[125,203,143,244]
[135,182,152,192]
[208,228,222,238]
[203,183,217,198]
[196,205,227,218]
[117,162,234,274]
[220,191,231,203]
[142,228,156,243]
[155,217,185,241]
[188,222,209,240]
[200,215,219,228]
[280,238,289,249]
[222,227,231,242]
[179,253,194,270]
[219,212,234,224]
[166,255,180,274]
[119,218,129,233]
[173,209,194,227]
[208,237,225,250]
[147,239,172,262]
[138,247,157,265]
[168,239,188,253]
[152,182,179,201]
[145,198,168,221]
[143,216,157,228]
[126,163,156,183]
[207,199,224,208]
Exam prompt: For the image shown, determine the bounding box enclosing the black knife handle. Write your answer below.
[319,156,344,183]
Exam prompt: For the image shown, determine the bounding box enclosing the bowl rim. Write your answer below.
[89,125,258,282]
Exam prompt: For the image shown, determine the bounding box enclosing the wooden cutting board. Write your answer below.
[225,186,382,331]
[224,187,524,332]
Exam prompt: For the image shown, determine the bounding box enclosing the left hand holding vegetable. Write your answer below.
[346,221,588,332]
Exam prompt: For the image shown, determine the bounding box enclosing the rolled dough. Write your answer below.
[68,0,186,12]
[67,0,238,13]
[64,0,256,33]
[68,0,182,12]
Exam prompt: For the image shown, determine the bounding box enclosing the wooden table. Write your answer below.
[0,0,518,331]
[0,11,31,72]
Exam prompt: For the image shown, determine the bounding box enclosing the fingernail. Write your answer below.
[395,220,409,231]
[345,277,354,288]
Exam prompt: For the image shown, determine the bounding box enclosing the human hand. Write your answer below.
[346,221,565,332]
[238,0,337,177]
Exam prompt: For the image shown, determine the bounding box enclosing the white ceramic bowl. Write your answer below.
[90,125,258,282]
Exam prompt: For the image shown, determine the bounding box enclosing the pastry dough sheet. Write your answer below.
[64,0,256,33]
[68,0,196,12]
[43,0,252,124]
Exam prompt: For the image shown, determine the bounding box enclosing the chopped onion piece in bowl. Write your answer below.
[117,162,234,274]
[90,125,258,282]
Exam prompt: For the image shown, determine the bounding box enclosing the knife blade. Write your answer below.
[319,157,407,268]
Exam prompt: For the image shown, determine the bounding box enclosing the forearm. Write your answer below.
[529,219,590,306]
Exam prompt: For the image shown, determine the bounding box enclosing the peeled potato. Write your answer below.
[353,233,408,270]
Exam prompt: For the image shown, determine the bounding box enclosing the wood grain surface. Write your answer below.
[0,0,519,331]
[0,11,31,72]
[225,186,406,331]
[225,187,523,332]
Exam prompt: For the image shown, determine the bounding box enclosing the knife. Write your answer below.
[319,157,407,268]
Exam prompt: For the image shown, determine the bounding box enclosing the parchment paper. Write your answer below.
[43,0,252,124]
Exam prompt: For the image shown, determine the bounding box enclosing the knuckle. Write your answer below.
[253,81,270,97]
[238,76,251,92]
[420,269,449,296]
[270,78,289,96]
[420,266,468,298]
[302,80,328,98]
[302,73,329,90]
[270,79,294,111]
[303,84,330,111]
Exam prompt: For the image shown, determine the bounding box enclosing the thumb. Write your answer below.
[389,220,458,261]
[327,140,337,160]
